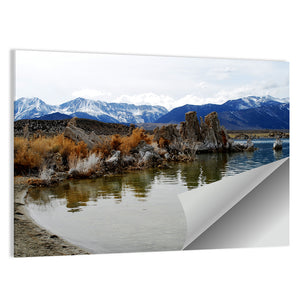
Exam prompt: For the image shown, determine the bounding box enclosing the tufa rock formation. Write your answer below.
[202,112,230,150]
[179,111,231,151]
[179,111,201,142]
[64,118,101,150]
[153,124,182,145]
[154,111,255,153]
[273,137,283,151]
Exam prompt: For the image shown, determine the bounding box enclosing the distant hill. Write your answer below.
[155,96,289,130]
[217,104,289,130]
[33,112,72,120]
[14,118,132,137]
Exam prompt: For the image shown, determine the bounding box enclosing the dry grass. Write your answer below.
[14,128,154,175]
[113,128,153,154]
[69,153,100,176]
[92,136,112,158]
[110,134,123,151]
[227,130,289,139]
[14,134,89,174]
[14,137,42,172]
[158,137,170,148]
[93,127,153,156]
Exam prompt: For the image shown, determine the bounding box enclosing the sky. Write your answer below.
[15,50,289,110]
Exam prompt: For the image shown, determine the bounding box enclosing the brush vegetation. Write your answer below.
[14,128,154,176]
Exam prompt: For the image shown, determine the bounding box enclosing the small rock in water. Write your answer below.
[106,151,121,165]
[245,138,255,151]
[273,137,283,151]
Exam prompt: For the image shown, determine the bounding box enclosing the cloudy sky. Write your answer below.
[15,50,289,110]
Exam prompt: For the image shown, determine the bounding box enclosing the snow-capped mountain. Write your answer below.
[58,98,168,123]
[14,95,289,129]
[223,95,289,110]
[155,95,289,130]
[14,97,56,120]
[14,97,169,124]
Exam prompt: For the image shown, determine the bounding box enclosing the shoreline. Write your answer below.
[14,178,90,257]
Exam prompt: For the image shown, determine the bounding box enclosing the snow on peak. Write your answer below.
[14,97,168,123]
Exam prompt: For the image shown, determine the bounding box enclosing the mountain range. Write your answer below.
[14,95,289,130]
[155,96,289,130]
[14,97,168,124]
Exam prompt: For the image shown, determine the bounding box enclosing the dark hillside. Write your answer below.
[14,118,132,137]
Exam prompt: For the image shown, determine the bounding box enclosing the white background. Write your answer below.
[1,1,299,299]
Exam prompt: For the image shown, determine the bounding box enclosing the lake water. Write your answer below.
[24,139,289,254]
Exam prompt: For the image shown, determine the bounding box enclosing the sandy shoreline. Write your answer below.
[14,178,90,257]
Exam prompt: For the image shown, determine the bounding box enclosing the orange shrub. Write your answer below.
[119,128,153,154]
[110,134,122,150]
[50,134,88,165]
[158,137,170,148]
[14,134,90,174]
[31,136,56,156]
[67,141,89,168]
[72,141,89,159]
[60,139,74,162]
[14,137,43,173]
[91,128,153,157]
[92,137,112,158]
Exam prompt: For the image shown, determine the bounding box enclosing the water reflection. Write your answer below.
[27,181,99,212]
[123,171,156,199]
[26,153,232,209]
[198,153,228,185]
[273,149,283,160]
[26,139,290,213]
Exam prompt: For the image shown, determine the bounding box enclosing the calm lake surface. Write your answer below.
[25,139,289,254]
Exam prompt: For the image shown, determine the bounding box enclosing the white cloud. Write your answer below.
[115,93,175,110]
[195,81,208,89]
[69,83,289,110]
[16,51,289,108]
[207,65,235,80]
[72,89,112,100]
[68,91,215,110]
[174,95,207,106]
[214,79,289,102]
[108,93,224,110]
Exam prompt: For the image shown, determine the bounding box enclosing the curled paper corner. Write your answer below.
[178,157,289,250]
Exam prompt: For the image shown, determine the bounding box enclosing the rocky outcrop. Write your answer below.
[130,140,154,155]
[204,111,220,133]
[245,139,255,151]
[106,150,121,166]
[130,141,163,167]
[140,150,162,167]
[179,111,231,152]
[64,125,100,150]
[102,141,164,172]
[199,112,231,150]
[64,118,102,150]
[154,111,256,154]
[153,124,181,145]
[179,111,201,142]
[273,137,283,151]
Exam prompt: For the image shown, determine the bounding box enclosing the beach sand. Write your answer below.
[13,177,90,257]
